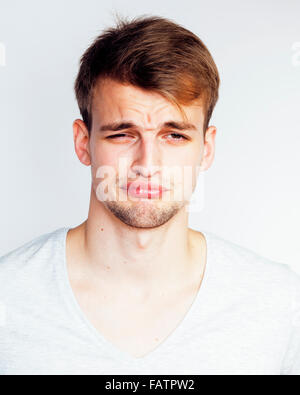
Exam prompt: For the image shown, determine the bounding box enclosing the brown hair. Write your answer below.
[74,15,220,134]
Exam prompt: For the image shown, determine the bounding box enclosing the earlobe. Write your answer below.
[73,119,91,166]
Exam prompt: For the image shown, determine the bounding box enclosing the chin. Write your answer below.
[103,200,184,229]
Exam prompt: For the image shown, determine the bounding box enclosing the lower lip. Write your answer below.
[122,186,165,199]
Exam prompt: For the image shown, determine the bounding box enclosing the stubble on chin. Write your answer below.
[103,199,184,229]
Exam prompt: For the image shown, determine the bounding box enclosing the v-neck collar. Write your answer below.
[55,226,212,364]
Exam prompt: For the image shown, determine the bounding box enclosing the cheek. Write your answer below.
[166,146,202,167]
[176,147,203,190]
[89,142,114,187]
[188,142,203,165]
[90,143,132,191]
[90,139,122,167]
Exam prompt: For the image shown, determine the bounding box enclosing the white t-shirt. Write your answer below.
[0,227,299,375]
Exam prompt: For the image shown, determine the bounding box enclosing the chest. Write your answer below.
[1,308,285,375]
[72,284,199,358]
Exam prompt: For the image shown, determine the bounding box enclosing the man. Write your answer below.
[0,15,299,375]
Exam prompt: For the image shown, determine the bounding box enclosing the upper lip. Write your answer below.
[121,181,169,191]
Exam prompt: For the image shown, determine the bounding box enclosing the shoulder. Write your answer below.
[0,228,64,265]
[204,230,297,278]
[201,230,300,306]
[0,227,67,291]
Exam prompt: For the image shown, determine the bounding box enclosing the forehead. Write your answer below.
[91,78,204,127]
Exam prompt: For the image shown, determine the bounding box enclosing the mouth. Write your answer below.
[120,181,169,199]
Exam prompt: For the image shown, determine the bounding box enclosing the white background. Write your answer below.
[0,0,299,272]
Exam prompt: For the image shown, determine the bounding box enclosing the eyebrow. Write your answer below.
[99,121,198,133]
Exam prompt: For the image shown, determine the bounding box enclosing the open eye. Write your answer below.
[166,133,188,141]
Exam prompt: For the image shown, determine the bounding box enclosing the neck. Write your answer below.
[68,189,202,292]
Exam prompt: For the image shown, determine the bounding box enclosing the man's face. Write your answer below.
[84,78,215,228]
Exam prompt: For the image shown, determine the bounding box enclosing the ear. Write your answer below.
[199,126,217,171]
[73,119,91,166]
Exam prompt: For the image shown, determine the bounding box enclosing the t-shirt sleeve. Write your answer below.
[281,271,300,375]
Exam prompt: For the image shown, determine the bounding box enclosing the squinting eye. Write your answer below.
[106,133,188,142]
[106,133,130,139]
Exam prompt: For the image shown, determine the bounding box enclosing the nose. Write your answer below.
[131,135,162,178]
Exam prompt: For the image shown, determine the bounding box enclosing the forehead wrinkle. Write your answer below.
[95,81,203,131]
[119,100,178,131]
